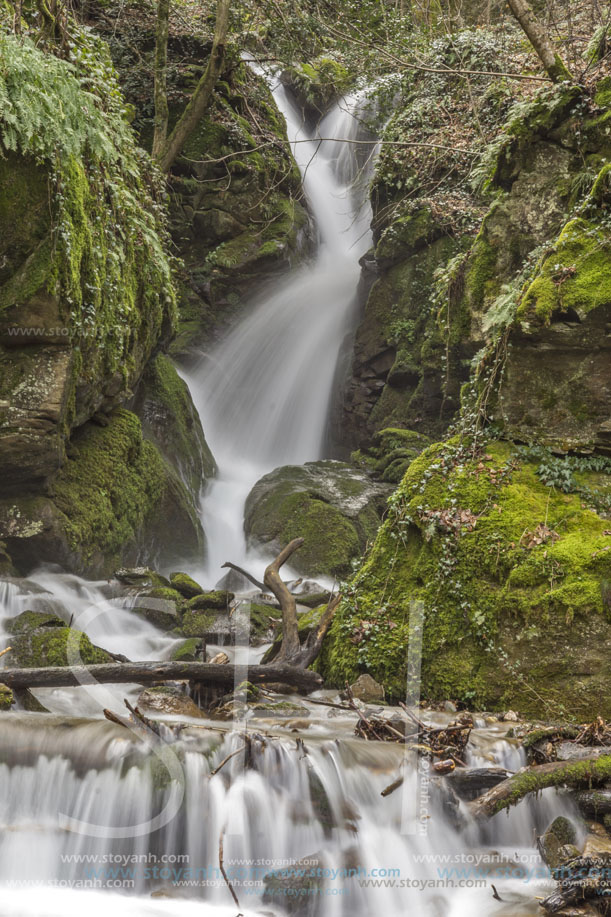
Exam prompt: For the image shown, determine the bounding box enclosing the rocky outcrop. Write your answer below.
[320,439,611,718]
[0,32,211,575]
[244,461,390,577]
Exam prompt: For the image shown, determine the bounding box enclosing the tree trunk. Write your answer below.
[0,661,323,692]
[151,0,170,160]
[263,538,304,662]
[469,755,611,818]
[157,0,231,172]
[506,0,573,83]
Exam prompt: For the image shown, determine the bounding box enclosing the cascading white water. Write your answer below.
[181,82,378,585]
[0,711,574,917]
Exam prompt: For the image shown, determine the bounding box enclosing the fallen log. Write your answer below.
[0,661,323,692]
[469,755,611,818]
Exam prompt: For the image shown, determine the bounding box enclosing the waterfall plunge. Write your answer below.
[181,82,378,586]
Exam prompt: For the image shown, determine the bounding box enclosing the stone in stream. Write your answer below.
[348,674,385,703]
[114,567,171,589]
[574,789,611,821]
[137,686,204,719]
[129,590,181,630]
[538,816,579,868]
[6,609,113,668]
[169,572,204,599]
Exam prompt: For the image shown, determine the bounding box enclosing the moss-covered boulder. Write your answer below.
[320,439,611,719]
[5,610,65,635]
[11,625,112,668]
[171,637,203,662]
[181,608,223,639]
[169,572,204,599]
[129,589,181,631]
[244,461,390,578]
[0,409,204,576]
[186,591,234,610]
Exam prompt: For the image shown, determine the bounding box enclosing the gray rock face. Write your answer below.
[349,674,385,703]
[244,460,390,577]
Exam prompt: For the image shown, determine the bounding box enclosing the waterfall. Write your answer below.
[181,81,379,586]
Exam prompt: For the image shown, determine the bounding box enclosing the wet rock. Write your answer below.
[444,767,512,801]
[502,710,519,722]
[5,610,65,635]
[169,572,204,599]
[244,460,390,577]
[171,638,204,662]
[574,790,611,821]
[250,701,310,719]
[210,652,229,664]
[129,592,180,631]
[539,816,579,868]
[348,674,385,703]
[444,700,458,714]
[10,625,112,668]
[556,742,611,762]
[137,686,203,719]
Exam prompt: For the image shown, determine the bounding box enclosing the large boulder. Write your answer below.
[321,439,611,719]
[244,461,390,577]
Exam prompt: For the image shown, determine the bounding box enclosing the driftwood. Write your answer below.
[220,562,265,592]
[0,661,323,692]
[225,538,341,668]
[469,755,611,818]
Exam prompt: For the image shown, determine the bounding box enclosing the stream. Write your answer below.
[0,77,574,916]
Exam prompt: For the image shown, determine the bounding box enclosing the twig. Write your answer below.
[219,825,242,912]
[209,745,246,778]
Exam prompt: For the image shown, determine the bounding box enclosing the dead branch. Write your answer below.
[219,824,242,912]
[221,562,265,591]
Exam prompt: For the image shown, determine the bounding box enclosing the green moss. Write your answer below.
[181,610,218,638]
[11,626,112,667]
[491,755,611,815]
[320,439,611,718]
[171,637,202,662]
[186,591,233,610]
[6,611,65,635]
[518,217,611,324]
[169,572,204,599]
[50,409,178,573]
[0,684,14,710]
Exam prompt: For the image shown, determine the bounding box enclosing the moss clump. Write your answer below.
[181,610,218,638]
[11,626,112,667]
[353,428,431,484]
[137,355,216,498]
[0,684,14,710]
[244,461,388,578]
[169,572,204,599]
[518,216,611,325]
[281,57,352,119]
[171,637,202,662]
[186,591,233,611]
[492,755,611,815]
[320,439,611,719]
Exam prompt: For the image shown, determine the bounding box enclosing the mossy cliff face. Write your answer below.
[320,440,611,719]
[341,46,611,456]
[244,461,390,578]
[91,8,310,352]
[0,32,208,574]
[0,409,204,576]
[280,57,351,125]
